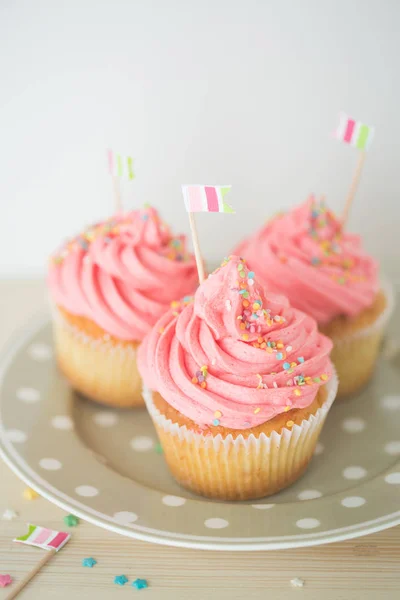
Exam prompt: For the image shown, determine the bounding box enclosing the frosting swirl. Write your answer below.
[138,256,333,430]
[48,206,198,341]
[234,197,379,324]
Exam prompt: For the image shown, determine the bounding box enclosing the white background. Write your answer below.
[1,0,399,279]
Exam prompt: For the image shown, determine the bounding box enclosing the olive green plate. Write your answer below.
[1,317,400,550]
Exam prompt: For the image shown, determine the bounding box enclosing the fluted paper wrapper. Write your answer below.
[52,307,144,408]
[328,282,394,399]
[143,374,338,501]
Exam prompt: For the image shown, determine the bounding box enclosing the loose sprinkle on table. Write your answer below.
[82,557,97,568]
[1,509,18,521]
[0,574,12,588]
[132,579,148,590]
[290,577,305,588]
[114,575,128,586]
[23,488,39,500]
[64,514,79,527]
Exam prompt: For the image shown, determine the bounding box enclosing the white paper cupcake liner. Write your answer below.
[142,372,338,500]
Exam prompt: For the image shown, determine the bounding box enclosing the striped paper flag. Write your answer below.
[182,185,235,214]
[14,524,71,552]
[107,149,135,180]
[335,113,374,150]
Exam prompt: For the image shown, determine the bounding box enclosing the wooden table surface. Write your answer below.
[1,280,400,600]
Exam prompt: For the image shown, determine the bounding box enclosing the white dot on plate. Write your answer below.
[39,458,62,471]
[75,485,99,497]
[341,496,366,508]
[342,417,366,433]
[297,489,322,501]
[113,511,138,524]
[384,441,400,456]
[51,416,74,430]
[6,429,27,443]
[16,387,40,403]
[314,442,324,455]
[384,472,400,484]
[93,412,118,427]
[28,343,52,361]
[204,518,229,529]
[251,503,275,510]
[296,518,321,529]
[130,436,154,452]
[343,466,367,480]
[381,395,400,410]
[162,495,186,507]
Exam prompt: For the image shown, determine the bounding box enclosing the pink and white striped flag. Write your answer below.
[14,524,71,552]
[182,185,235,214]
[335,113,375,151]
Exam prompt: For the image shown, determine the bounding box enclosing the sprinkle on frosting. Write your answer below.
[138,256,333,430]
[234,196,379,324]
[48,206,198,341]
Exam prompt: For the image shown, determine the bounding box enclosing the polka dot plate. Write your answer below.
[1,317,400,551]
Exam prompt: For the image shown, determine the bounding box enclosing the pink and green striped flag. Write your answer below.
[14,524,71,552]
[335,113,375,150]
[107,149,135,180]
[182,185,235,214]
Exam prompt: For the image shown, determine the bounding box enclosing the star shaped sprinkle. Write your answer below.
[1,508,18,521]
[64,514,79,527]
[23,488,39,500]
[114,575,128,586]
[82,557,97,568]
[132,578,148,590]
[290,577,305,588]
[0,574,12,588]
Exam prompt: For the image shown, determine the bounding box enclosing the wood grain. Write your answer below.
[0,281,400,600]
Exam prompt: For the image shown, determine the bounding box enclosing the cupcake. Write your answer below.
[235,197,393,398]
[138,256,336,501]
[48,206,198,407]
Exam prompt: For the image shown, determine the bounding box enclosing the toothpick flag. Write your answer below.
[334,112,375,225]
[182,185,235,214]
[335,113,375,151]
[182,185,234,285]
[14,524,71,552]
[107,149,135,180]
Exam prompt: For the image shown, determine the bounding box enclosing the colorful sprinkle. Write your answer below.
[212,419,220,426]
[276,352,283,360]
[254,407,261,414]
[64,514,79,527]
[114,575,129,586]
[248,271,255,279]
[283,362,291,370]
[82,557,97,568]
[0,574,12,588]
[321,374,328,381]
[297,356,305,363]
[214,410,222,418]
[23,488,39,500]
[294,389,302,397]
[286,345,293,352]
[286,420,294,428]
[132,579,148,590]
[284,406,291,412]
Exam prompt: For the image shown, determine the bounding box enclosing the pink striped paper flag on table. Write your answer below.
[182,185,235,214]
[107,149,135,180]
[14,524,71,552]
[335,113,375,150]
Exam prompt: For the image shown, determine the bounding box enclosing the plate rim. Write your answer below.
[1,315,400,551]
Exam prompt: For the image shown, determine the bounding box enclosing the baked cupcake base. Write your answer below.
[143,374,338,501]
[320,286,394,398]
[53,307,143,408]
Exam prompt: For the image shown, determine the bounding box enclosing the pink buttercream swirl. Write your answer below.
[234,197,379,324]
[138,256,333,430]
[48,206,198,341]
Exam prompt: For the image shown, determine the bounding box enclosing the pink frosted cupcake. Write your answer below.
[235,197,393,397]
[48,206,198,407]
[138,256,336,500]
